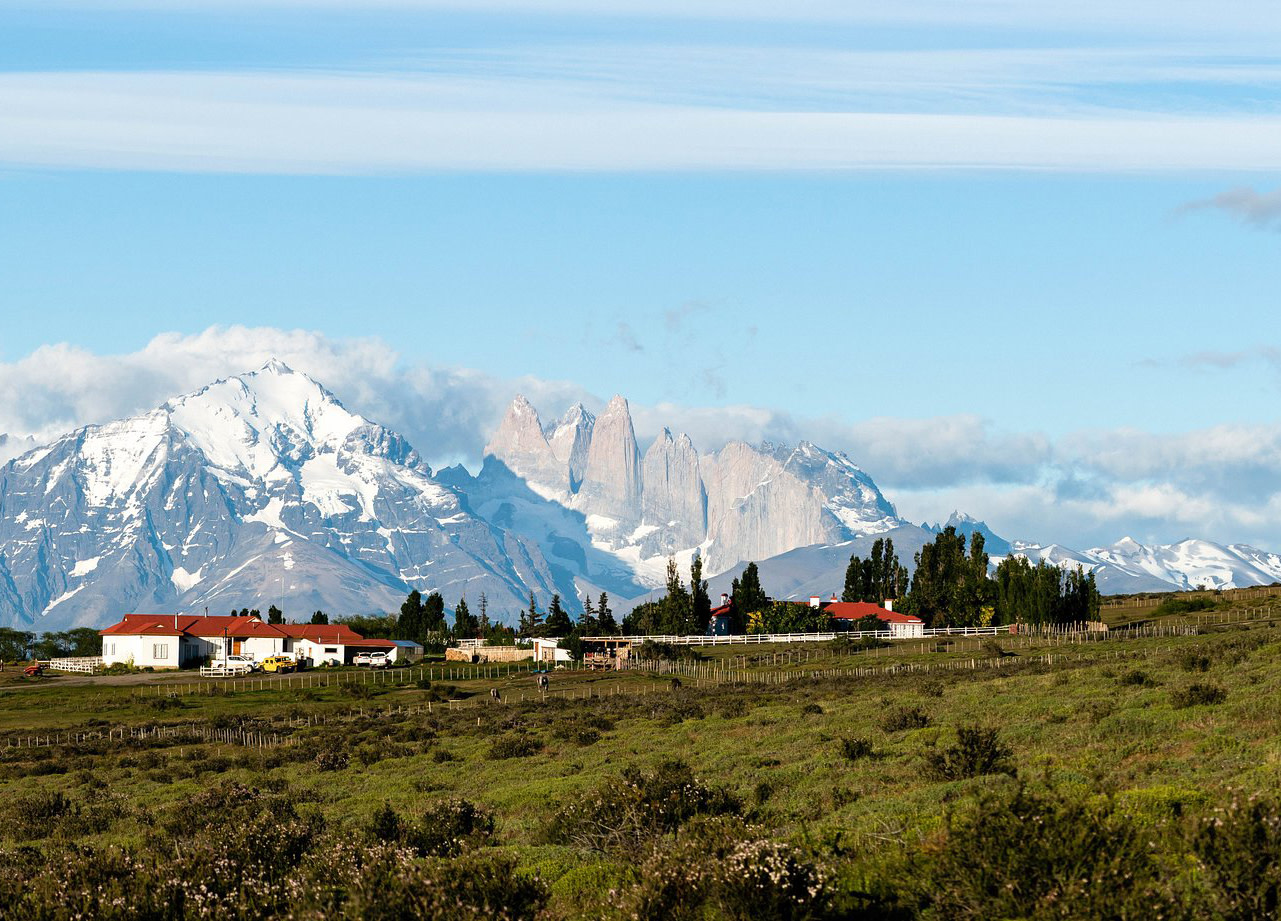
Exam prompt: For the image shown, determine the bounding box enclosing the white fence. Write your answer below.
[45,656,103,674]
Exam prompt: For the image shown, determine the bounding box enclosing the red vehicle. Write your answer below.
[23,663,45,678]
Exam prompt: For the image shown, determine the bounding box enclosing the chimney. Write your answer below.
[720,593,729,606]
[884,598,894,612]
[830,593,838,603]
[809,595,820,608]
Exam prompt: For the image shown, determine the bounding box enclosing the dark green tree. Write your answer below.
[597,592,618,635]
[423,592,447,634]
[310,610,329,625]
[454,597,480,637]
[267,605,284,625]
[690,556,712,634]
[729,562,768,634]
[399,590,425,642]
[579,595,599,635]
[0,628,35,661]
[544,594,575,636]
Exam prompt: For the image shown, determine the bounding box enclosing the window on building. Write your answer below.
[153,643,168,660]
[324,647,338,654]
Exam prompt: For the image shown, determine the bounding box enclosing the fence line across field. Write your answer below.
[3,636,1219,752]
[7,600,1275,753]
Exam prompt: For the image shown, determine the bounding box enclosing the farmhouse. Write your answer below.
[98,613,394,669]
[825,600,925,637]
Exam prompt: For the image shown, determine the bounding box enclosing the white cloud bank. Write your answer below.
[2,326,1280,552]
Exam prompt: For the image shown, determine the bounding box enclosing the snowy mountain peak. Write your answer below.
[163,363,373,482]
[257,357,294,375]
[0,366,567,630]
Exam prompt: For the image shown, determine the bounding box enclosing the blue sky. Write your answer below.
[1,1,1279,550]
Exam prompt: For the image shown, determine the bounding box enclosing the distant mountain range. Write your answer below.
[1,362,1278,630]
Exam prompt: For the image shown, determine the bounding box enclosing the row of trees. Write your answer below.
[0,627,101,662]
[622,559,713,636]
[903,527,1100,627]
[842,538,908,604]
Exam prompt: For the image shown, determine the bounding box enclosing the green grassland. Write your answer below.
[4,618,1281,918]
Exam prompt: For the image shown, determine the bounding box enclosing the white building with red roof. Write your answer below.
[99,613,394,669]
[822,599,925,637]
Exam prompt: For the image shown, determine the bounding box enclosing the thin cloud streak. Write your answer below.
[20,1,1281,37]
[2,71,1281,173]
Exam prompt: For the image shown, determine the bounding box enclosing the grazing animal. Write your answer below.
[537,674,549,691]
[490,688,501,702]
[669,678,682,690]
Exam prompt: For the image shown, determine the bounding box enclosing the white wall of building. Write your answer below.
[102,634,184,669]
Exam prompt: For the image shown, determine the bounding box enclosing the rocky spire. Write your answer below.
[577,395,642,524]
[642,429,707,547]
[547,403,594,493]
[483,395,566,495]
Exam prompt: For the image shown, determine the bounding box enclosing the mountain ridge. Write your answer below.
[2,365,1278,630]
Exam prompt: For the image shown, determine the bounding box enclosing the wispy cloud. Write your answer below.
[21,1,1281,37]
[1179,186,1281,230]
[2,68,1280,174]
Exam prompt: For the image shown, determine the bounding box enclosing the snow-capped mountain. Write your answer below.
[4,364,1279,631]
[924,511,1012,555]
[476,393,902,581]
[1010,537,1281,594]
[0,434,37,467]
[0,362,565,630]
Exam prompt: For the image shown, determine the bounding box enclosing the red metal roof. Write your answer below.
[99,613,384,642]
[280,624,374,645]
[824,601,922,624]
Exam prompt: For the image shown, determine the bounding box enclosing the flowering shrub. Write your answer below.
[547,760,741,856]
[1193,792,1281,918]
[901,787,1176,920]
[617,819,830,921]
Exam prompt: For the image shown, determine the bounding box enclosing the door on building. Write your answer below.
[233,638,244,655]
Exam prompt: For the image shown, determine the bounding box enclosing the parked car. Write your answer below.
[261,655,295,674]
[367,652,391,669]
[204,659,251,677]
[225,655,259,672]
[352,652,373,667]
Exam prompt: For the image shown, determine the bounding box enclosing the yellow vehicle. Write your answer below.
[261,655,296,674]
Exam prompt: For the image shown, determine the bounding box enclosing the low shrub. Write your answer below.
[547,760,742,856]
[839,737,874,762]
[371,799,495,858]
[314,748,351,772]
[878,705,931,733]
[900,787,1179,920]
[919,679,945,698]
[1118,669,1159,687]
[488,734,542,759]
[635,641,702,662]
[800,703,824,715]
[1155,596,1218,617]
[923,727,1015,781]
[1193,793,1281,919]
[1171,683,1227,708]
[980,639,1007,658]
[1178,650,1212,673]
[614,819,830,921]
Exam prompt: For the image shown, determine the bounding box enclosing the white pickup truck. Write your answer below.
[354,652,391,668]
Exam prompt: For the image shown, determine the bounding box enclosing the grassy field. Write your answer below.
[4,620,1281,918]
